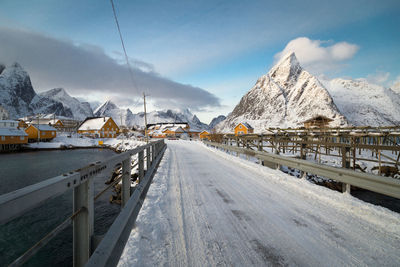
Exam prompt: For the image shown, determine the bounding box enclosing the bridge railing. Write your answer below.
[0,139,166,267]
[203,140,400,199]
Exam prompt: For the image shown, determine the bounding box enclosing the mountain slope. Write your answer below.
[0,63,35,118]
[322,78,400,126]
[39,88,93,120]
[216,53,348,132]
[209,115,226,129]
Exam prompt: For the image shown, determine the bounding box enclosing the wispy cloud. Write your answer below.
[0,26,220,110]
[274,37,359,74]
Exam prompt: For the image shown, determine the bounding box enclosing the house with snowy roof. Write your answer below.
[77,117,120,138]
[234,122,254,136]
[0,120,28,150]
[25,124,57,142]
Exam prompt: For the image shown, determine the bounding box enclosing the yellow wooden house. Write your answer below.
[199,130,210,140]
[25,124,57,141]
[234,122,254,136]
[77,117,120,138]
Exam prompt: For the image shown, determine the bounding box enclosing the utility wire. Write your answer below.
[109,0,142,107]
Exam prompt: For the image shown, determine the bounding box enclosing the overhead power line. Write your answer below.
[109,0,142,107]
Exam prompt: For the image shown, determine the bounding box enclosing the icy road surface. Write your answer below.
[119,140,400,266]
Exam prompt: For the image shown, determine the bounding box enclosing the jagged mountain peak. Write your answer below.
[268,52,302,84]
[216,54,348,133]
[94,100,118,115]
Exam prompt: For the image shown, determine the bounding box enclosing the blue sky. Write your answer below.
[0,0,399,123]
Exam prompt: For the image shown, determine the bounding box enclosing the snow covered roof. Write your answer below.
[0,128,27,136]
[30,124,57,131]
[78,117,111,131]
[236,122,253,129]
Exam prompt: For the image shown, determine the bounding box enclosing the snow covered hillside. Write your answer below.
[209,115,226,130]
[216,53,348,133]
[40,88,93,120]
[322,78,400,126]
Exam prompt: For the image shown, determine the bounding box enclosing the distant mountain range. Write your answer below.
[0,62,214,130]
[215,52,400,132]
[3,59,398,133]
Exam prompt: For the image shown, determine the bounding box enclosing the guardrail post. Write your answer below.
[258,138,264,165]
[73,178,94,267]
[138,151,144,182]
[151,144,156,162]
[341,146,351,193]
[146,147,151,170]
[121,156,131,207]
[300,143,307,178]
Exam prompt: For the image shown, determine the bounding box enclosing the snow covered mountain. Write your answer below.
[0,62,36,118]
[322,78,400,126]
[126,109,208,130]
[209,115,226,130]
[0,62,90,119]
[39,88,93,120]
[94,100,136,127]
[216,53,348,133]
[94,101,209,130]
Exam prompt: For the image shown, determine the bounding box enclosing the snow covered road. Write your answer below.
[119,140,400,266]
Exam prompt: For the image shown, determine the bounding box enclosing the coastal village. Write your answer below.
[0,101,340,152]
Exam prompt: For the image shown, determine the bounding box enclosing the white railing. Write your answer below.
[204,141,400,199]
[0,139,166,267]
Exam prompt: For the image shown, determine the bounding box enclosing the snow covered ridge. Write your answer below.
[216,52,348,133]
[321,78,400,126]
[95,101,210,130]
[0,62,92,119]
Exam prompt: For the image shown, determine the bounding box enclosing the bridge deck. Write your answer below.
[118,140,400,266]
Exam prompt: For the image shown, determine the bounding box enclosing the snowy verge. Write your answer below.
[201,141,400,234]
[26,133,145,151]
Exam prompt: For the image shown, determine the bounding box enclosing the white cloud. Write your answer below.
[274,37,359,74]
[0,26,220,111]
[366,71,390,86]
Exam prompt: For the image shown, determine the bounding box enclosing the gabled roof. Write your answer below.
[30,124,57,131]
[200,130,209,134]
[0,128,27,136]
[78,117,113,131]
[303,115,333,123]
[236,122,253,129]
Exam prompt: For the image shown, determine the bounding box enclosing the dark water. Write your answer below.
[0,149,120,266]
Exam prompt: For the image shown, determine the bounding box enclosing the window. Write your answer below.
[109,122,111,126]
[20,136,24,140]
[239,125,242,129]
[1,136,5,141]
[52,132,55,136]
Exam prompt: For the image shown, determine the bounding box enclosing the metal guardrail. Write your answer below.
[204,141,400,199]
[0,139,166,267]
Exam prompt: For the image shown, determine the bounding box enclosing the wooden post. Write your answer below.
[300,143,307,179]
[341,146,351,193]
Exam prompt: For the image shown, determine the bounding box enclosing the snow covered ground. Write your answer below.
[118,140,400,266]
